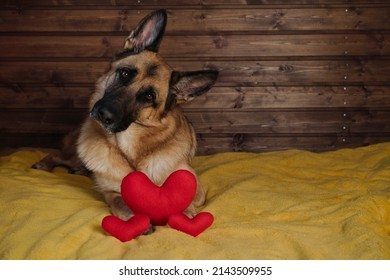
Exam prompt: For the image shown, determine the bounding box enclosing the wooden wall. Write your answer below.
[0,0,389,154]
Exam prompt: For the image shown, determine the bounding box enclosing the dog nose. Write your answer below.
[91,105,116,126]
[90,100,131,133]
[98,107,115,125]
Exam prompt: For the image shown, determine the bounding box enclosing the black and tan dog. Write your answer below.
[34,9,218,228]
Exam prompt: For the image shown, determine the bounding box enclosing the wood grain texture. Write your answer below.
[1,34,389,58]
[0,1,389,153]
[1,8,389,33]
[2,0,389,8]
[195,134,390,154]
[2,132,389,154]
[1,86,389,109]
[1,60,389,86]
[1,108,389,134]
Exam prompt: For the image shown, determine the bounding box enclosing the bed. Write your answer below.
[0,143,389,260]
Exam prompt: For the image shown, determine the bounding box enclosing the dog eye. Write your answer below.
[145,92,154,102]
[117,67,137,84]
[144,89,156,103]
[137,88,156,105]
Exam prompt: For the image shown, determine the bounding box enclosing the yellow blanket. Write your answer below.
[1,143,389,260]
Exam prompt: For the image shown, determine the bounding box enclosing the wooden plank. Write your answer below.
[0,86,92,109]
[185,110,390,134]
[0,133,65,149]
[347,111,390,133]
[2,109,389,134]
[1,60,389,86]
[2,132,389,153]
[2,86,390,109]
[184,86,390,109]
[204,59,390,86]
[1,8,389,33]
[195,134,390,154]
[1,34,389,58]
[0,109,87,134]
[2,0,389,8]
[0,61,109,85]
[196,134,340,153]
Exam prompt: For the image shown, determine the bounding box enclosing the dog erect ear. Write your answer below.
[169,70,219,103]
[124,9,167,53]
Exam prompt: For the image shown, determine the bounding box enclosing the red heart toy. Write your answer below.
[102,214,150,242]
[101,169,214,241]
[168,212,214,237]
[121,170,197,226]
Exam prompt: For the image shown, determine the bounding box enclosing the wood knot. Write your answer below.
[272,10,285,29]
[279,64,294,72]
[213,36,229,49]
[233,88,245,109]
[117,10,130,31]
[101,37,112,47]
[233,134,245,152]
[196,12,207,21]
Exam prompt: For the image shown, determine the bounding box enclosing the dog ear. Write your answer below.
[124,9,167,53]
[169,70,219,104]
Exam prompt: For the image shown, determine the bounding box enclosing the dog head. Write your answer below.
[90,9,218,133]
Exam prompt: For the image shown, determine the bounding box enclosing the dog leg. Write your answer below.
[31,151,82,175]
[32,153,65,172]
[103,191,133,220]
[183,179,206,218]
[32,153,89,175]
[103,191,154,235]
[192,180,206,208]
[32,129,89,175]
[68,162,90,176]
[183,203,197,218]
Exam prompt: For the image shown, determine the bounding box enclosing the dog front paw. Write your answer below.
[183,204,198,219]
[31,162,52,172]
[142,224,155,235]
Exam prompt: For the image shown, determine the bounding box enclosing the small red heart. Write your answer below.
[121,170,197,225]
[101,214,150,242]
[168,212,214,237]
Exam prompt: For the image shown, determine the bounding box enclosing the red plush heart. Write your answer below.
[101,214,150,242]
[168,212,214,237]
[121,170,197,226]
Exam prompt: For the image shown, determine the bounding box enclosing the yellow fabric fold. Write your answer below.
[0,144,389,259]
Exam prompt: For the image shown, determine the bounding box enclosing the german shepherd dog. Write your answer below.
[33,9,218,230]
